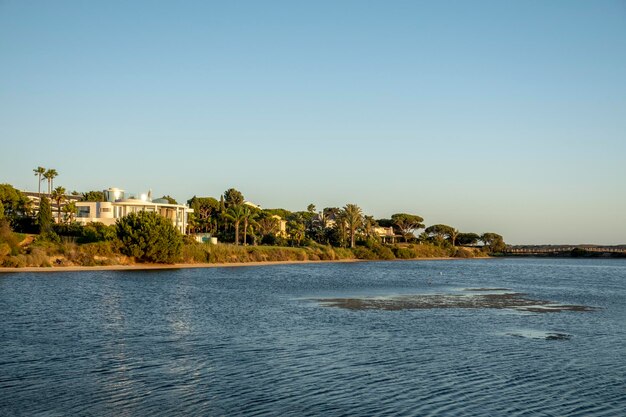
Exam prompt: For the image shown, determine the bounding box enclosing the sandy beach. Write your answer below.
[0,257,470,274]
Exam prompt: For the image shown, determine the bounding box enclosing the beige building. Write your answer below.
[75,188,193,234]
[373,226,398,243]
[271,215,288,237]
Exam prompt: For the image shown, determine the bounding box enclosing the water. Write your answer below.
[1,258,625,416]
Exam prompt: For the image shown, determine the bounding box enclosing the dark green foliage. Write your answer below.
[376,218,394,228]
[53,222,117,243]
[263,208,292,219]
[81,191,105,202]
[457,232,481,246]
[352,246,378,260]
[481,233,506,254]
[187,196,220,233]
[53,222,84,238]
[424,224,456,246]
[363,239,396,260]
[37,196,53,235]
[223,188,244,207]
[116,211,183,263]
[160,195,178,204]
[391,213,425,242]
[0,184,30,225]
[393,247,415,259]
[81,223,117,243]
[0,219,22,257]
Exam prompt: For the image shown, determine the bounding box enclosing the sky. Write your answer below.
[1,0,625,245]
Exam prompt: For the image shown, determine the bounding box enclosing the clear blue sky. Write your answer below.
[1,0,625,245]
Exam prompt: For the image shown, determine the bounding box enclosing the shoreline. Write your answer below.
[0,257,478,274]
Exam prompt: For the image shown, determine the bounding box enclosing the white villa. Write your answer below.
[75,188,193,234]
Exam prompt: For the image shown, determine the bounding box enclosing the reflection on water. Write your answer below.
[1,258,625,416]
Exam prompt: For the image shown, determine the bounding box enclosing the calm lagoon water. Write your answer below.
[1,258,625,416]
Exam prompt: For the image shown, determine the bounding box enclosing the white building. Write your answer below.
[75,188,193,234]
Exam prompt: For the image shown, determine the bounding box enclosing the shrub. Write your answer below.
[80,222,117,243]
[182,242,210,263]
[53,223,84,238]
[452,247,473,258]
[0,219,21,256]
[116,211,183,263]
[352,246,377,260]
[370,243,396,260]
[393,247,415,259]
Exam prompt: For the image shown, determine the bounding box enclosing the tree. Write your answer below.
[391,213,424,242]
[256,213,280,238]
[343,204,363,248]
[241,205,258,245]
[362,215,378,240]
[33,166,46,196]
[161,195,178,204]
[0,184,29,226]
[450,228,459,247]
[224,204,245,245]
[481,232,506,254]
[187,196,220,233]
[43,169,58,195]
[51,186,66,224]
[287,220,305,246]
[307,203,316,214]
[81,191,105,202]
[457,232,481,246]
[81,222,116,243]
[116,211,183,263]
[62,201,77,223]
[37,196,53,235]
[223,188,244,208]
[333,210,348,248]
[425,224,455,246]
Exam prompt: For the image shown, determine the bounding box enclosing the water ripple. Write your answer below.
[1,258,625,415]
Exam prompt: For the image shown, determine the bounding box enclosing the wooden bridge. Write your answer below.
[506,246,626,255]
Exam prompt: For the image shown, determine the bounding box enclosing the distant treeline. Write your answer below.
[1,181,504,266]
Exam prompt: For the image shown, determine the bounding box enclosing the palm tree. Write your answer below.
[334,210,348,248]
[241,206,258,246]
[33,166,46,196]
[343,204,363,248]
[224,204,245,245]
[256,214,279,239]
[287,220,305,246]
[363,215,378,240]
[43,169,58,195]
[51,186,66,224]
[62,201,77,224]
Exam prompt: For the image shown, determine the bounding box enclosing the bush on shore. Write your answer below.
[116,211,183,263]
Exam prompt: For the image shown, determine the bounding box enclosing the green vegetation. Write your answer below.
[33,166,46,196]
[0,175,508,268]
[43,169,58,195]
[391,213,425,242]
[81,190,105,202]
[116,211,183,263]
[0,184,30,226]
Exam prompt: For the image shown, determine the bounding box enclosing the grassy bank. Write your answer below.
[1,234,487,268]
